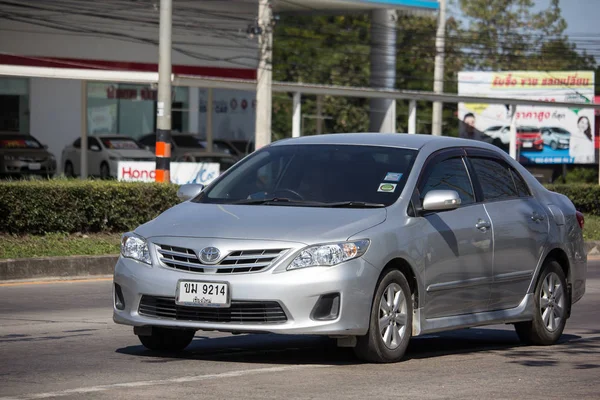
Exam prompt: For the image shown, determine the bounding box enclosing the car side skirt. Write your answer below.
[413,294,534,336]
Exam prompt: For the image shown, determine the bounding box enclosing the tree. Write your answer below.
[456,0,595,71]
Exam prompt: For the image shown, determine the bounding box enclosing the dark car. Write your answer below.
[0,132,57,178]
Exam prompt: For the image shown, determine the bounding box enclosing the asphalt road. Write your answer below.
[1,261,600,400]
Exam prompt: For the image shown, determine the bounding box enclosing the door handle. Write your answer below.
[531,212,545,222]
[475,219,491,231]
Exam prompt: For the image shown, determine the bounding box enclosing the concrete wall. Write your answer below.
[30,78,82,172]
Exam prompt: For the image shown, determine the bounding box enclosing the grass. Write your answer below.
[0,232,121,259]
[0,216,599,260]
[583,215,600,242]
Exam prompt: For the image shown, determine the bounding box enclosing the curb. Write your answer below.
[2,242,600,282]
[0,255,118,282]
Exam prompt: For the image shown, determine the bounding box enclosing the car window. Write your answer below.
[88,137,101,150]
[101,137,143,150]
[510,169,531,197]
[196,144,417,206]
[419,157,475,206]
[172,135,206,148]
[0,135,42,149]
[470,158,519,201]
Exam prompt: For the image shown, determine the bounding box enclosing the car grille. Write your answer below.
[138,296,287,323]
[156,245,288,274]
[18,156,47,162]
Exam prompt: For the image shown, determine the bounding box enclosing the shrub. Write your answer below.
[545,184,600,216]
[0,179,179,234]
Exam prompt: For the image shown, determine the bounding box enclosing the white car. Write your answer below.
[62,135,155,179]
[541,127,571,150]
[483,125,510,145]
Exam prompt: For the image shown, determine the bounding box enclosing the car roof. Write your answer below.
[270,132,495,151]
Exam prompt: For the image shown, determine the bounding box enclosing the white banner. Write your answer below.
[118,162,220,185]
[458,71,595,165]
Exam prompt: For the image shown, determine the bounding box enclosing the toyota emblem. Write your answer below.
[199,247,221,264]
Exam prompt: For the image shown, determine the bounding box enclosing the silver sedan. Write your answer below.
[113,133,586,363]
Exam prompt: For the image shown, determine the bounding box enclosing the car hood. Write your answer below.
[109,149,155,159]
[135,202,387,244]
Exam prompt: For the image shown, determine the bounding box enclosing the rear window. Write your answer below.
[101,138,143,150]
[196,144,417,207]
[0,136,42,149]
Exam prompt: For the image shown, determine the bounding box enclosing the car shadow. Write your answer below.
[115,327,586,365]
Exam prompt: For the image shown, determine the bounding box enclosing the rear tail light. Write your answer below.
[576,211,584,230]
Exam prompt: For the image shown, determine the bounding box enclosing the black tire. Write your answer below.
[137,327,195,351]
[550,141,558,150]
[100,162,110,180]
[354,270,413,363]
[514,260,569,345]
[64,161,75,178]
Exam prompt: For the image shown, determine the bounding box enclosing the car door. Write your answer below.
[415,149,494,319]
[87,137,104,176]
[466,150,549,310]
[69,138,82,175]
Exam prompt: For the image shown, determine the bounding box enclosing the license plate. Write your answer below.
[175,280,230,308]
[523,142,533,148]
[28,163,41,170]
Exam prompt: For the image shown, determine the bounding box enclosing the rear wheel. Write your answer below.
[137,327,195,351]
[64,161,75,178]
[100,162,110,180]
[514,260,569,345]
[354,270,412,363]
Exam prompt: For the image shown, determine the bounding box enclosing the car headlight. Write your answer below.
[121,233,151,265]
[287,240,370,270]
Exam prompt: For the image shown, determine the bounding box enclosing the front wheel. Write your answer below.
[514,260,569,345]
[354,270,413,363]
[138,327,195,351]
[100,162,110,180]
[550,141,558,150]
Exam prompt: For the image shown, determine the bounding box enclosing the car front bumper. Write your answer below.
[113,255,380,336]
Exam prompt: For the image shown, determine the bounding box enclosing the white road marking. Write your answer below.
[0,364,330,400]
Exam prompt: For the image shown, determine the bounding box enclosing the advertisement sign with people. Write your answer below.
[118,162,220,185]
[197,89,256,142]
[458,71,595,164]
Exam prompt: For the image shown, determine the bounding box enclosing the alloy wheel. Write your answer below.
[540,272,565,332]
[378,283,408,350]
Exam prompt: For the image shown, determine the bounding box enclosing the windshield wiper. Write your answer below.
[324,201,386,208]
[233,197,295,205]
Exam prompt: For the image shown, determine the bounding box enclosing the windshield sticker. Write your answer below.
[378,183,397,193]
[384,172,403,182]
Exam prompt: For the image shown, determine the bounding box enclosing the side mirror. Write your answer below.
[90,145,101,152]
[177,184,204,201]
[422,190,461,212]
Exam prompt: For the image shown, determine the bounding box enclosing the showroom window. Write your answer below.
[87,83,188,139]
[0,77,30,133]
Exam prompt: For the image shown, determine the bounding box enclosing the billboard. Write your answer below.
[118,162,220,185]
[458,71,595,164]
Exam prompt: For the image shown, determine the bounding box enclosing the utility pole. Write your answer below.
[155,0,172,183]
[254,0,273,150]
[431,0,446,136]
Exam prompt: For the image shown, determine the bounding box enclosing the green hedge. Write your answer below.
[545,184,600,216]
[0,180,598,235]
[0,180,179,234]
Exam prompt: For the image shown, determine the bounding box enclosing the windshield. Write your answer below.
[194,144,417,207]
[101,137,143,150]
[0,135,42,149]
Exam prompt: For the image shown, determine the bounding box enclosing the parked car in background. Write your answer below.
[0,132,56,178]
[138,132,241,160]
[483,125,510,145]
[62,135,155,179]
[541,127,571,150]
[174,151,239,174]
[517,126,544,151]
[114,133,586,363]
